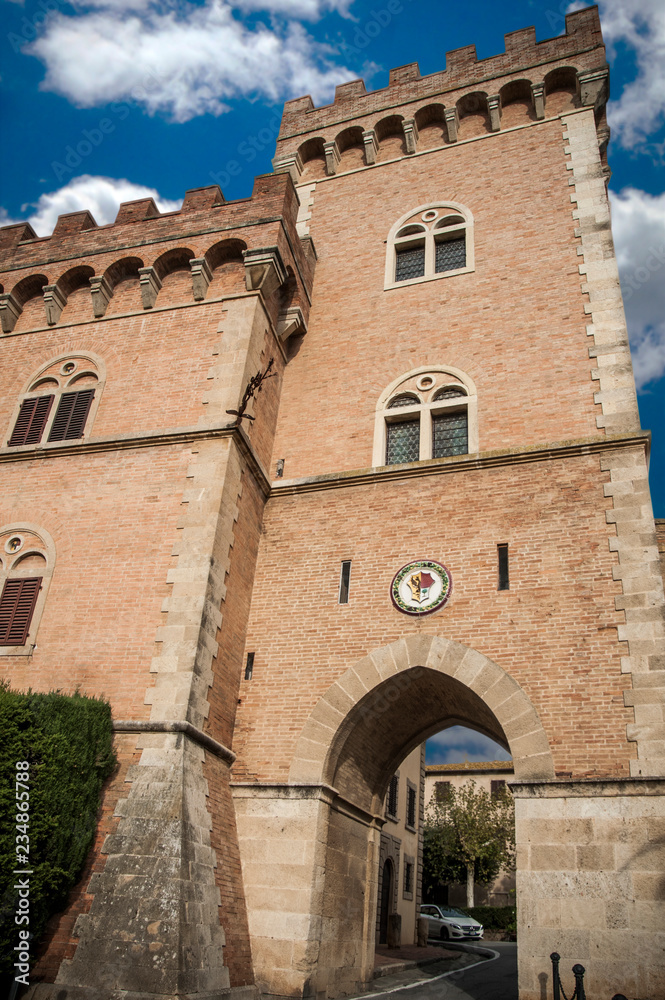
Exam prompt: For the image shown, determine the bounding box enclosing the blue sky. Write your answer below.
[1,0,663,520]
[425,726,512,765]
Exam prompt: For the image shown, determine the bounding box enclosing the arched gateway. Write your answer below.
[233,635,553,998]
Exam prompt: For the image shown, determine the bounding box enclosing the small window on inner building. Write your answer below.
[491,779,507,799]
[406,785,417,828]
[404,860,414,895]
[387,774,399,818]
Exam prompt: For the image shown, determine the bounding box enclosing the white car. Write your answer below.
[420,903,484,940]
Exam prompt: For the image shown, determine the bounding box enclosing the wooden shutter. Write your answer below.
[0,578,42,645]
[8,396,54,446]
[47,389,94,442]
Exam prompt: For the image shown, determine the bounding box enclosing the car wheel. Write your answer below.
[440,926,449,940]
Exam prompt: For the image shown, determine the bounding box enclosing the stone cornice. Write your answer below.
[1,426,650,505]
[113,719,235,764]
[509,776,665,796]
[230,781,383,827]
[271,433,651,496]
[0,421,273,499]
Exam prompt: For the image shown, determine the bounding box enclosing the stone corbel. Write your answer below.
[272,151,304,184]
[243,247,287,298]
[577,67,609,109]
[42,284,66,326]
[190,257,213,302]
[89,275,113,318]
[362,129,379,165]
[402,118,419,155]
[277,306,306,343]
[487,95,501,132]
[138,266,162,309]
[0,293,21,333]
[323,140,341,176]
[531,82,545,120]
[444,107,459,143]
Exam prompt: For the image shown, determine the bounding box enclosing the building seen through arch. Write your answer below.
[0,6,664,1000]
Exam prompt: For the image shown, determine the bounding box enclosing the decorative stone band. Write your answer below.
[231,781,384,828]
[0,421,272,499]
[113,719,236,765]
[270,432,651,494]
[509,776,665,796]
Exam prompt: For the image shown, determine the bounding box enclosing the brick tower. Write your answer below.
[0,5,663,1000]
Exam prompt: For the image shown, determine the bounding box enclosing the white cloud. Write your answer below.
[15,175,182,237]
[26,0,354,122]
[610,187,665,389]
[0,207,22,228]
[233,0,353,17]
[598,0,665,149]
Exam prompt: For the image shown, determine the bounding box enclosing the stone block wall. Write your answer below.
[513,779,665,1000]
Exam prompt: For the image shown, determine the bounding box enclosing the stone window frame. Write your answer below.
[5,352,106,451]
[0,524,56,656]
[405,779,417,832]
[372,365,478,468]
[402,854,415,900]
[384,201,475,291]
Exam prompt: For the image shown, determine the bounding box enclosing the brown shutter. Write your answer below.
[0,578,42,645]
[8,396,54,446]
[47,389,94,442]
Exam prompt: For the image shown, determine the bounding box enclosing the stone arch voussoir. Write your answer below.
[289,634,554,786]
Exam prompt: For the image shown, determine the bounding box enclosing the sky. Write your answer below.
[0,0,663,519]
[425,726,512,766]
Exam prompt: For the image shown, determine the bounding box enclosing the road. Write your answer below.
[362,942,518,1000]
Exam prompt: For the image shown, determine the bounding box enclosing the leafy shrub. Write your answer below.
[457,905,517,931]
[0,685,116,978]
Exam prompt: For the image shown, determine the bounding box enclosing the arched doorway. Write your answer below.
[257,634,555,998]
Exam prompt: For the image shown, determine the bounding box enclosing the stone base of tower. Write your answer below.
[512,777,665,1000]
[25,985,260,1000]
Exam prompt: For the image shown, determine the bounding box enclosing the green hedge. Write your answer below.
[458,905,517,931]
[0,684,117,979]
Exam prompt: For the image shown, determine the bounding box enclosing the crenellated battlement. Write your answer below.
[0,175,298,256]
[0,173,314,341]
[280,6,604,133]
[273,6,608,184]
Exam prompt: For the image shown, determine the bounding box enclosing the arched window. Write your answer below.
[373,366,478,467]
[385,202,474,290]
[0,526,55,654]
[7,354,104,448]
